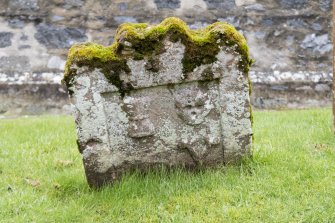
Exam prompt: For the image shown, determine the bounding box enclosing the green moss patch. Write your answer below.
[63,17,252,95]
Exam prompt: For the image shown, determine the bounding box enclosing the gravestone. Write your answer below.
[63,17,253,187]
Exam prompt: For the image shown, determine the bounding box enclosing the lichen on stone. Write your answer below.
[63,17,252,95]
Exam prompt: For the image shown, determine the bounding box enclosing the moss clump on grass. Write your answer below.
[63,17,252,95]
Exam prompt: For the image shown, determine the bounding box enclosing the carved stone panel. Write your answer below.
[100,80,223,167]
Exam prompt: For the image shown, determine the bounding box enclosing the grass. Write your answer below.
[0,108,335,222]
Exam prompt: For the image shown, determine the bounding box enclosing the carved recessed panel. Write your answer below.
[173,83,214,126]
[102,80,222,164]
[122,96,155,138]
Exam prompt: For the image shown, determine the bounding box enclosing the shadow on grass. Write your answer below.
[50,156,264,201]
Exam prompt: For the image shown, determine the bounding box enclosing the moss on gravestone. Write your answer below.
[63,17,252,95]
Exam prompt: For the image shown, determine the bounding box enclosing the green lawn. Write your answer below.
[0,108,335,222]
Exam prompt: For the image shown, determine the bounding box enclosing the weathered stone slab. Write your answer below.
[63,17,253,187]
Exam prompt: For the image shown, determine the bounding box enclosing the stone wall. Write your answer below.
[0,0,332,116]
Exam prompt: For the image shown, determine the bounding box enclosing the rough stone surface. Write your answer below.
[68,34,252,187]
[204,0,236,10]
[0,56,30,73]
[34,23,87,49]
[7,0,39,13]
[300,34,332,54]
[154,0,181,9]
[113,16,137,24]
[320,0,331,11]
[0,32,13,48]
[279,0,308,9]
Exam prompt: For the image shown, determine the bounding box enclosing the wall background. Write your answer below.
[0,0,332,115]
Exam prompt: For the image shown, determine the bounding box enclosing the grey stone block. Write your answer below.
[245,3,265,11]
[315,83,330,92]
[319,0,331,11]
[114,16,137,24]
[63,0,85,9]
[0,32,14,48]
[8,18,25,29]
[118,2,128,11]
[204,0,236,10]
[8,0,39,13]
[34,23,87,49]
[154,0,181,9]
[301,33,332,54]
[279,0,309,9]
[18,45,31,49]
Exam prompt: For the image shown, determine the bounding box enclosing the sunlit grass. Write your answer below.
[1,108,334,222]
